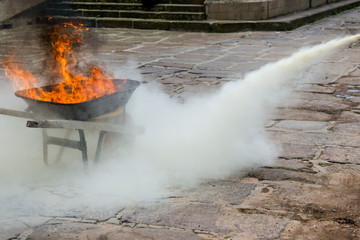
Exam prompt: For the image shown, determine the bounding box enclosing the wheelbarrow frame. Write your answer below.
[0,107,142,169]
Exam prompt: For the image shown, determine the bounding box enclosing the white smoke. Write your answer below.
[123,34,360,182]
[0,34,359,218]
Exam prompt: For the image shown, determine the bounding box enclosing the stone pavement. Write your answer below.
[1,6,360,240]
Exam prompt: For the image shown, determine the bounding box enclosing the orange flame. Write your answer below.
[1,22,122,104]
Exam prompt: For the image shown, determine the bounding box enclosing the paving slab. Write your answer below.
[0,218,29,240]
[17,216,52,228]
[248,168,320,184]
[333,122,360,133]
[27,222,206,240]
[274,108,333,121]
[239,174,360,228]
[267,159,314,172]
[280,219,360,239]
[337,110,360,121]
[119,202,289,239]
[119,202,231,233]
[298,84,336,94]
[336,76,360,85]
[183,180,256,205]
[282,99,351,112]
[269,131,360,147]
[1,5,360,240]
[278,143,319,159]
[272,120,329,132]
[324,163,360,175]
[319,146,360,164]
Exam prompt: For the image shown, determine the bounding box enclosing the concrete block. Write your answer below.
[243,11,261,20]
[248,2,261,11]
[268,7,284,18]
[298,0,311,9]
[0,0,45,22]
[311,0,325,8]
[205,0,350,20]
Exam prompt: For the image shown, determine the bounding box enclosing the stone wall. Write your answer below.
[205,0,346,20]
[0,0,46,22]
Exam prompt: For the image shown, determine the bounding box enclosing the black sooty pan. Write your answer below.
[15,79,140,121]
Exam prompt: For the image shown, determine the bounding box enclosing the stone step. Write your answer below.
[42,15,211,31]
[52,0,205,4]
[48,8,206,20]
[49,2,205,12]
[34,0,360,32]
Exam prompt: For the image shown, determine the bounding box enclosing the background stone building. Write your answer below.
[206,0,348,20]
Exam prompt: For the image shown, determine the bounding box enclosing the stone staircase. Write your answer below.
[39,0,360,32]
[45,0,208,31]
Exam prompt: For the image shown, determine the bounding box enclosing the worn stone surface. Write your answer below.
[280,220,360,240]
[289,99,351,112]
[17,216,51,228]
[319,146,360,164]
[240,174,360,237]
[0,218,29,240]
[73,207,126,222]
[248,168,320,184]
[337,110,360,121]
[268,159,314,172]
[119,202,232,233]
[274,108,333,121]
[269,131,360,147]
[119,202,289,239]
[324,163,360,175]
[27,222,206,240]
[296,92,343,102]
[279,143,319,159]
[333,122,360,134]
[298,84,336,94]
[2,6,360,240]
[272,120,329,131]
[106,218,120,225]
[336,76,360,85]
[183,180,256,205]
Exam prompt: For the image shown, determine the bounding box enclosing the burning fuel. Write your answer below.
[0,34,359,217]
[1,22,123,104]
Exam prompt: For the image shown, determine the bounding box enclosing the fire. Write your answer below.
[1,22,123,104]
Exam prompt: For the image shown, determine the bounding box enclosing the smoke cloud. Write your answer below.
[0,35,359,218]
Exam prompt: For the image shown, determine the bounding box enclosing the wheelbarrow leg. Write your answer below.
[55,129,72,163]
[42,129,49,165]
[77,129,88,170]
[95,130,107,164]
[41,128,88,170]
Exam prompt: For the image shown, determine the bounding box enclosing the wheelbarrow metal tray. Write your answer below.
[15,79,140,121]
